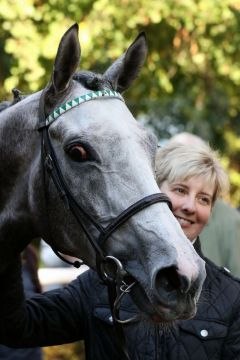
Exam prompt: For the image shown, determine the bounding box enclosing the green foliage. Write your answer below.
[0,0,239,205]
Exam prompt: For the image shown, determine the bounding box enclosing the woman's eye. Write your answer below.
[199,196,211,206]
[174,187,185,194]
[67,145,89,162]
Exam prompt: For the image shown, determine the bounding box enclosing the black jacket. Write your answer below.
[1,240,240,360]
[0,265,43,360]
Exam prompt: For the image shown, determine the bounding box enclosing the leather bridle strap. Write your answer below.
[99,193,172,244]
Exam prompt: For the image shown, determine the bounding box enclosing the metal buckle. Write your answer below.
[100,255,126,283]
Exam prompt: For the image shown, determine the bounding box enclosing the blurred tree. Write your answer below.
[0,0,239,205]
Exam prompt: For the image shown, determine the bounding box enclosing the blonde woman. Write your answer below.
[155,141,240,359]
[167,131,240,276]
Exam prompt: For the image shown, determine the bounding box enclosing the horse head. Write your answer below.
[0,24,205,323]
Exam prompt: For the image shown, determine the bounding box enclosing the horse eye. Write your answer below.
[67,145,89,162]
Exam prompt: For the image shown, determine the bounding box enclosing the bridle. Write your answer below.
[38,88,172,359]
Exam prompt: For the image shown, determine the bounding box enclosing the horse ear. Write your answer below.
[50,23,81,93]
[103,32,147,93]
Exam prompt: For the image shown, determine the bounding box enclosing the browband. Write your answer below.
[38,89,124,130]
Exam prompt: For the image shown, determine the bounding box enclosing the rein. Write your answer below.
[38,88,172,359]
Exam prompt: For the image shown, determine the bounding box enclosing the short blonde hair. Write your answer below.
[155,142,229,202]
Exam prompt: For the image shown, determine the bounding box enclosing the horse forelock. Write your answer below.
[73,71,114,91]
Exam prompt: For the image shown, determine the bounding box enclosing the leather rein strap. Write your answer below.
[37,89,172,359]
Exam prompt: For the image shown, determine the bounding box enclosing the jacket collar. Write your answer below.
[193,237,205,259]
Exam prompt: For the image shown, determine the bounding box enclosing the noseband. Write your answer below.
[38,88,172,359]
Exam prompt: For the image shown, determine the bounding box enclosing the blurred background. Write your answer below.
[1,0,240,358]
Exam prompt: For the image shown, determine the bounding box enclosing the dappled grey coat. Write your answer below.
[0,239,240,360]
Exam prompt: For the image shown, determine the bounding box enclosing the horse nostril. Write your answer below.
[179,274,191,294]
[154,266,191,296]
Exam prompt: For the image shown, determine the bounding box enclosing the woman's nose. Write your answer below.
[181,196,196,213]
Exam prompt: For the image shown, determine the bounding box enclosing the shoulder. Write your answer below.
[205,256,240,283]
[203,257,240,305]
[192,257,240,328]
[195,237,240,286]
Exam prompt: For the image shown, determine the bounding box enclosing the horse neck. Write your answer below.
[0,95,39,256]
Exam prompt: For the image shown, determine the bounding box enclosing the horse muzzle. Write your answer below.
[126,261,206,323]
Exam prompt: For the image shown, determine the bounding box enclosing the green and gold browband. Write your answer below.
[45,89,124,127]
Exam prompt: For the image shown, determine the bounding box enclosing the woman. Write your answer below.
[0,141,239,360]
[155,141,240,358]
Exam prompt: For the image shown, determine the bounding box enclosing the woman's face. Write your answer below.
[160,176,215,241]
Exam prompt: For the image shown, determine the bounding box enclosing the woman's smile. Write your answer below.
[175,215,194,227]
[160,176,215,241]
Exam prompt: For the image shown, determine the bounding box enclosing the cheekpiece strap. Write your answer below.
[45,90,124,127]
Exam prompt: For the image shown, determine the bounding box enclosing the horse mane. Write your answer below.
[0,89,28,114]
[0,101,11,113]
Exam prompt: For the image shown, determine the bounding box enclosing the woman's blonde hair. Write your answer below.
[155,141,229,202]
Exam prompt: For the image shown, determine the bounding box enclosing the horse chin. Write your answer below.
[129,281,197,324]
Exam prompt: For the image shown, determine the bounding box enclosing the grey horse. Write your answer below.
[0,24,205,323]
